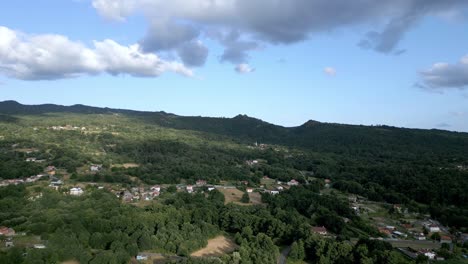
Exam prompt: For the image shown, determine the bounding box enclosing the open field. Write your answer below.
[386,240,441,250]
[218,188,245,204]
[191,236,238,257]
[111,163,140,169]
[249,192,263,205]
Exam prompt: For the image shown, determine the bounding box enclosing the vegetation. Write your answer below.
[1,101,468,263]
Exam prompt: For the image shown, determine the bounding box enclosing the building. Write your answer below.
[312,226,328,236]
[90,164,103,172]
[151,185,161,192]
[70,187,84,196]
[33,244,46,249]
[26,157,36,162]
[427,224,440,233]
[418,249,436,260]
[208,187,215,191]
[287,179,299,186]
[196,180,207,186]
[378,227,391,236]
[415,233,426,240]
[277,186,284,191]
[186,185,193,193]
[269,190,279,195]
[246,188,253,193]
[440,236,452,244]
[0,227,15,237]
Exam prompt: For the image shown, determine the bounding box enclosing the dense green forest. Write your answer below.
[0,101,468,263]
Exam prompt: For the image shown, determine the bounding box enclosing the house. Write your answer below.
[0,227,15,236]
[392,231,407,238]
[324,179,331,188]
[312,226,328,236]
[287,179,299,186]
[418,249,435,260]
[123,191,133,202]
[378,227,391,236]
[427,224,440,233]
[70,187,84,196]
[440,235,452,244]
[90,164,103,172]
[196,180,207,186]
[208,187,215,191]
[415,233,426,240]
[33,244,46,249]
[151,185,161,192]
[276,186,284,191]
[5,239,14,247]
[186,185,193,193]
[386,226,396,231]
[45,166,56,175]
[26,157,36,162]
[150,191,160,198]
[269,190,279,195]
[246,188,253,193]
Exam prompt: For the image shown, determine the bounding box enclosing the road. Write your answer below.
[277,245,291,264]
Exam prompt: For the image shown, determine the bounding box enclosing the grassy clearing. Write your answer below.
[191,236,238,257]
[218,188,245,205]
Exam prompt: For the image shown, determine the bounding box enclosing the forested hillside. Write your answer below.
[0,101,467,263]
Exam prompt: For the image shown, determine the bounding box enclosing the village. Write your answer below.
[0,142,467,262]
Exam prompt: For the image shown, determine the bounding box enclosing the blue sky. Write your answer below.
[1,1,468,131]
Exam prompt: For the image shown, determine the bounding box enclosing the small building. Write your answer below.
[427,224,440,233]
[151,185,161,192]
[287,179,299,186]
[418,249,435,260]
[207,187,215,191]
[196,180,207,186]
[312,226,328,236]
[136,255,148,260]
[392,231,407,238]
[186,185,193,193]
[269,190,279,195]
[0,227,15,236]
[5,240,14,247]
[246,188,253,193]
[276,186,284,191]
[90,164,103,172]
[378,227,391,236]
[26,157,37,162]
[415,233,426,240]
[33,244,46,249]
[70,187,84,196]
[440,235,452,244]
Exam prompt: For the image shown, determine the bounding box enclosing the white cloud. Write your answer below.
[0,26,192,80]
[420,54,468,90]
[235,63,254,74]
[324,67,337,76]
[91,0,468,55]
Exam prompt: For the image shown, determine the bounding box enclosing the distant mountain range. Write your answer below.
[1,100,468,158]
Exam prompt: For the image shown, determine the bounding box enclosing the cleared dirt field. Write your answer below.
[191,236,238,257]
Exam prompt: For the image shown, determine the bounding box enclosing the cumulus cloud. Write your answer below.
[324,67,337,76]
[92,0,468,58]
[419,54,468,91]
[177,40,209,67]
[235,64,254,74]
[0,26,192,80]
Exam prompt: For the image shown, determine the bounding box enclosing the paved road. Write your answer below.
[277,245,291,264]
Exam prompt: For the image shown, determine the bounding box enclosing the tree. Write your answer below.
[289,240,305,261]
[241,192,250,203]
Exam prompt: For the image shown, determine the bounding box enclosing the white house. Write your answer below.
[427,224,440,233]
[186,185,193,193]
[246,188,253,193]
[419,250,435,260]
[269,190,280,195]
[151,185,161,192]
[70,187,84,196]
[90,164,102,172]
[287,179,299,186]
